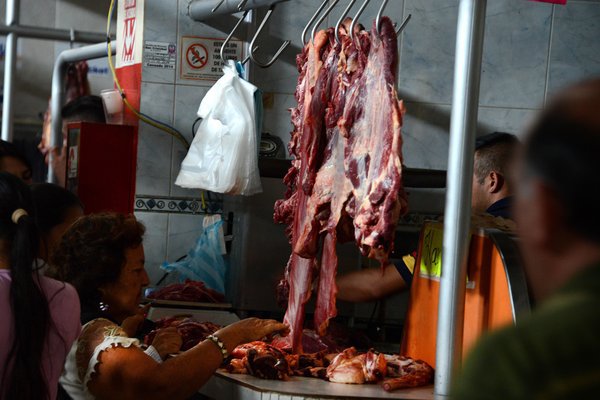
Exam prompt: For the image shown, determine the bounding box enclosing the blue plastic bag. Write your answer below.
[160,219,226,294]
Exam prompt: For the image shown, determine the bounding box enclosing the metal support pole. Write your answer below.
[2,0,19,141]
[187,0,289,21]
[0,24,109,43]
[48,42,116,183]
[434,0,486,397]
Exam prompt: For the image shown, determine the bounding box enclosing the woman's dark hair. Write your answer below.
[0,172,49,400]
[51,213,145,312]
[524,78,600,243]
[31,183,83,235]
[61,95,106,124]
[0,139,32,171]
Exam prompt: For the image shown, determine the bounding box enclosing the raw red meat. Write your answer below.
[147,279,225,303]
[271,328,344,354]
[381,355,434,391]
[274,28,335,353]
[144,317,220,351]
[223,341,433,391]
[274,17,407,352]
[326,347,387,384]
[227,341,291,380]
[341,17,407,262]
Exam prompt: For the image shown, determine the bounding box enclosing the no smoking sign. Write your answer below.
[186,43,208,69]
[180,36,243,81]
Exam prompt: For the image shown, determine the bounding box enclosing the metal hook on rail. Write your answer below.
[349,0,371,41]
[301,0,329,45]
[212,0,225,13]
[242,46,258,65]
[220,10,250,64]
[395,14,411,36]
[237,0,248,11]
[335,0,358,44]
[249,5,291,68]
[310,0,340,44]
[374,0,411,36]
[375,0,389,33]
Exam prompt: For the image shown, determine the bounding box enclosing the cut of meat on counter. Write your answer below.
[147,279,225,303]
[226,341,293,380]
[274,16,408,352]
[222,343,433,392]
[144,317,220,351]
[381,355,434,391]
[326,347,387,384]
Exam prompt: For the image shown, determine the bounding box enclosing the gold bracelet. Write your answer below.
[206,334,228,360]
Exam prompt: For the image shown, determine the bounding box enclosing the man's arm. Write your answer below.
[336,264,407,302]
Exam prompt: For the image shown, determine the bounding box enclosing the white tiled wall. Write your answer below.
[136,0,600,287]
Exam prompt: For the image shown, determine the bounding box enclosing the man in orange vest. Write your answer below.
[336,132,520,302]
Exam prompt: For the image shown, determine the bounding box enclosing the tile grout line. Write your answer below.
[543,4,555,105]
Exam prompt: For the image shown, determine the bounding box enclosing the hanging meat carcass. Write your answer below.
[274,16,408,353]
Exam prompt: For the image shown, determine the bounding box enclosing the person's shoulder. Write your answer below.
[39,275,79,302]
[452,325,533,399]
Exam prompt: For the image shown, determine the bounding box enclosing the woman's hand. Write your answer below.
[151,327,183,359]
[214,318,289,352]
[121,304,151,337]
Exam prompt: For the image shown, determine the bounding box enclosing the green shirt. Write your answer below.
[453,263,600,400]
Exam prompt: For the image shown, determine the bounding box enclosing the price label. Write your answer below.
[420,224,443,279]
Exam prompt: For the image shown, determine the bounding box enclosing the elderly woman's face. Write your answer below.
[100,244,149,323]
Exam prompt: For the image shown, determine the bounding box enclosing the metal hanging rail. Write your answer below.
[435,0,487,397]
[2,0,18,141]
[0,24,109,43]
[0,0,111,142]
[187,0,290,21]
[48,42,116,184]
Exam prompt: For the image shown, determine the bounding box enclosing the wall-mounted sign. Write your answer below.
[180,36,243,81]
[116,0,144,68]
[143,41,176,70]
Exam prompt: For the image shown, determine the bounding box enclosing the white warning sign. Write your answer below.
[180,36,244,81]
[143,41,176,69]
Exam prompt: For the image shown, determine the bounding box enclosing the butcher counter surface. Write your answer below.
[199,371,434,400]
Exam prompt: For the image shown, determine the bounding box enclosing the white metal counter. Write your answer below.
[200,371,434,400]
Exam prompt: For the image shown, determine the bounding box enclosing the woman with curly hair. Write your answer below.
[0,172,80,400]
[53,212,288,400]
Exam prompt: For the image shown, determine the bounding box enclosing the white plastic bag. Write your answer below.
[175,60,262,195]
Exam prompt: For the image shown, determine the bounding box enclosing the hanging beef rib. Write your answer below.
[274,17,407,352]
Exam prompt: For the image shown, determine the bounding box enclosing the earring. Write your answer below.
[99,301,109,312]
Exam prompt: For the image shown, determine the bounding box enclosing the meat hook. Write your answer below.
[242,46,258,65]
[310,0,341,44]
[301,0,329,45]
[237,0,248,11]
[350,0,371,41]
[249,5,291,68]
[375,0,411,36]
[395,14,412,36]
[211,0,226,13]
[220,10,250,64]
[335,0,358,44]
[375,0,389,33]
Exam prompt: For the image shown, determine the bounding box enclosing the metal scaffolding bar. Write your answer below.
[1,0,19,141]
[48,42,116,183]
[0,24,109,43]
[434,0,487,397]
[187,0,289,21]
